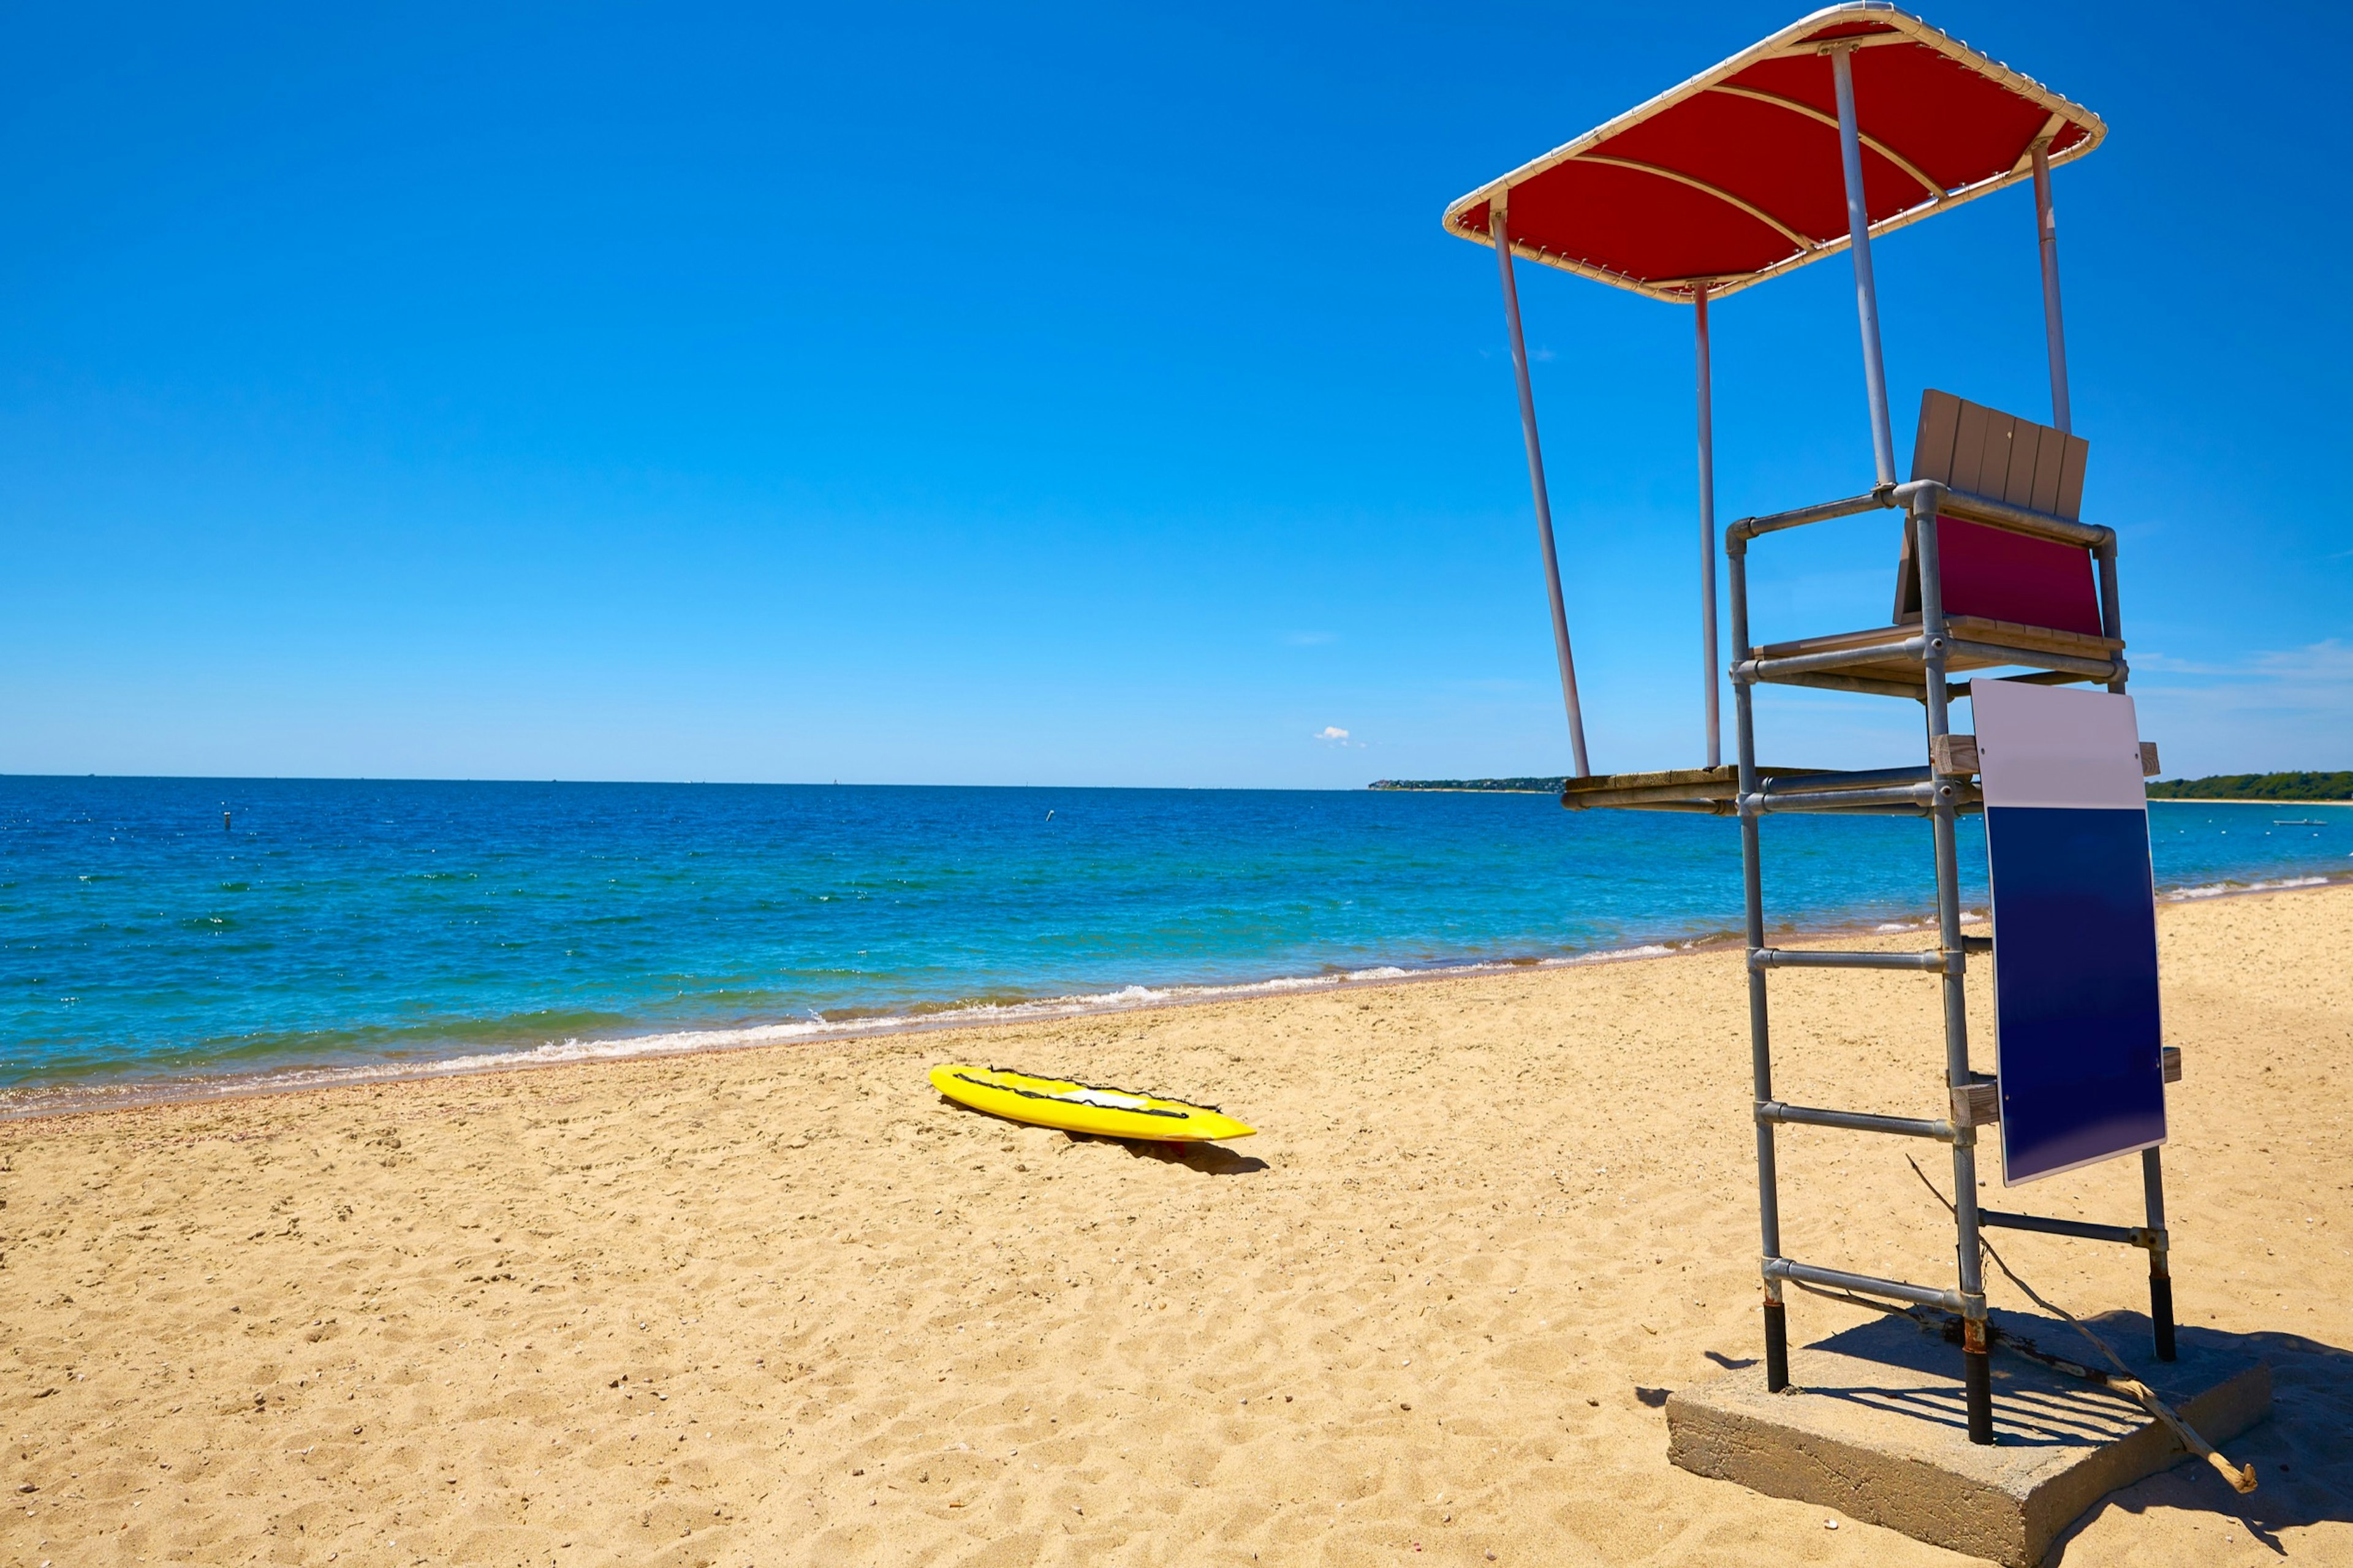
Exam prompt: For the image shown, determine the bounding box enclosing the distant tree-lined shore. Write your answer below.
[1371,771,2353,801]
[1368,778,1566,793]
[2145,772,2353,802]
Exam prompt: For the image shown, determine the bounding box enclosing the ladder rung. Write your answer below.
[1763,1257,1968,1313]
[1978,1208,2162,1249]
[1751,947,1949,972]
[1758,1100,1954,1140]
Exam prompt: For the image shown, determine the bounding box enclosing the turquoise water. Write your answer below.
[1,777,2342,1112]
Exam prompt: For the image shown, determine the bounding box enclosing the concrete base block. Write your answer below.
[1666,1308,2270,1567]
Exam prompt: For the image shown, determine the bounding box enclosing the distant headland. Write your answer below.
[1372,771,2353,801]
[2145,771,2353,802]
[1368,778,1566,793]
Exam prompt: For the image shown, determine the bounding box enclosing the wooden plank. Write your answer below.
[1931,733,1982,775]
[1561,782,1739,810]
[1947,644,2070,675]
[1559,764,1738,793]
[1759,616,2118,662]
[1560,764,1816,794]
[1892,518,1920,623]
[2056,431,2091,518]
[1954,1081,2001,1127]
[1982,407,2021,501]
[1947,614,2121,654]
[1782,661,1927,687]
[1949,398,1991,494]
[1911,389,1963,483]
[1756,619,2123,694]
[1560,763,1832,811]
[1564,797,1740,815]
[1918,392,2089,518]
[1756,624,1925,659]
[1950,671,2105,698]
[1773,669,1933,700]
[2028,422,2068,514]
[2003,420,2043,508]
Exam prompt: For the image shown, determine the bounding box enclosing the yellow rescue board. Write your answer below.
[928,1064,1254,1142]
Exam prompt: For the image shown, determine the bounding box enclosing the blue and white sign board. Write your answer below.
[1973,681,2167,1185]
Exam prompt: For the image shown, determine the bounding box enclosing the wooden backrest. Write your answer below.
[1911,388,2090,518]
[1895,390,2103,637]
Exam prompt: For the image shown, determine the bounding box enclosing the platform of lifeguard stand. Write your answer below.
[1667,1307,2270,1568]
[1560,762,1984,816]
[1547,463,2188,1477]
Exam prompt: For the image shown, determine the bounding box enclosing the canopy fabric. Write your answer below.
[1442,4,2103,303]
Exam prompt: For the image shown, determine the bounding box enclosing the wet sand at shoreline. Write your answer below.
[3,885,2347,1566]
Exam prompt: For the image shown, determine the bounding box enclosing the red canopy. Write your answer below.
[1443,4,2104,301]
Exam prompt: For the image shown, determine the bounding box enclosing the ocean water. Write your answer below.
[0,777,2342,1113]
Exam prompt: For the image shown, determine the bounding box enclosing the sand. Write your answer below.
[4,885,2348,1567]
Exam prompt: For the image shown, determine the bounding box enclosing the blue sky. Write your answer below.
[2,2,2346,787]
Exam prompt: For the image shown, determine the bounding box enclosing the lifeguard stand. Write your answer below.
[1444,4,2181,1448]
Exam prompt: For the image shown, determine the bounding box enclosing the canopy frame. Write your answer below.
[1444,3,2106,304]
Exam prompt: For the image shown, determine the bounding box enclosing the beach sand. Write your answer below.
[4,885,2348,1567]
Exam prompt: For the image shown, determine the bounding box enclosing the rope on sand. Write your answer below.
[1876,1155,2257,1494]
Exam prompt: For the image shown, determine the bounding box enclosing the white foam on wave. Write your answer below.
[2167,874,2330,901]
[403,949,1686,1078]
[109,872,2345,1108]
[1544,943,1678,966]
[7,945,1723,1118]
[17,861,2340,1121]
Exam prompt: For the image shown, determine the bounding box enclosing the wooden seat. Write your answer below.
[1752,615,2123,689]
[1748,391,2120,692]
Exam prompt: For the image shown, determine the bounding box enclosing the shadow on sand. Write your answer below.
[1093,1132,1268,1175]
[2046,1327,2353,1561]
[932,1094,1268,1173]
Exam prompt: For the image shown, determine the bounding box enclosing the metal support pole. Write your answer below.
[1830,45,1896,488]
[2143,1148,2177,1360]
[1490,205,1591,777]
[2084,378,2174,1365]
[1729,535,1786,1390]
[1695,285,1721,768]
[1917,481,1993,1444]
[2113,518,2172,1359]
[1977,1208,2157,1247]
[2029,142,2072,435]
[1963,1320,1992,1437]
[2097,540,2127,695]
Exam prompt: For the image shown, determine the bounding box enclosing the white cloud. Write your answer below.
[2124,639,2353,773]
[2132,640,2353,684]
[1314,725,1362,747]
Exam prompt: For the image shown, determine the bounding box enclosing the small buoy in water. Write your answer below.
[223,810,232,831]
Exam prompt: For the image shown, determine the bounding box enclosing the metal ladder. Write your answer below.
[1724,477,2175,1446]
